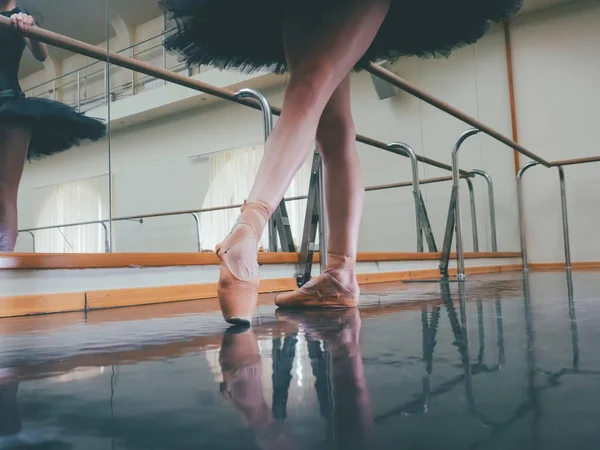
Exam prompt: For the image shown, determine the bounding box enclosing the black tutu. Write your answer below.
[0,93,106,160]
[161,0,522,73]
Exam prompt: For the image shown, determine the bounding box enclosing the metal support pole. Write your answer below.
[191,213,202,252]
[387,142,423,252]
[469,170,497,252]
[296,152,321,287]
[101,222,110,253]
[558,166,572,272]
[234,88,295,253]
[103,65,108,104]
[516,161,539,271]
[25,231,35,253]
[131,47,136,96]
[318,158,329,273]
[451,129,481,281]
[76,71,81,112]
[465,178,479,252]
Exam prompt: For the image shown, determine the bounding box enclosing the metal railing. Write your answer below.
[23,28,192,113]
[517,156,600,272]
[17,171,495,254]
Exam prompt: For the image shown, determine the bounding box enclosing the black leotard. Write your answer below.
[0,7,27,94]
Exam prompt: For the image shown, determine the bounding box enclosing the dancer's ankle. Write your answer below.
[236,201,272,240]
[324,253,358,292]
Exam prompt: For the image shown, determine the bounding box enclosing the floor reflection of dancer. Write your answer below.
[0,372,69,449]
[161,0,522,325]
[276,309,373,450]
[0,0,105,252]
[219,328,296,450]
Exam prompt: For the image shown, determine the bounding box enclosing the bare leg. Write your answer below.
[0,123,31,252]
[275,9,365,308]
[216,0,391,323]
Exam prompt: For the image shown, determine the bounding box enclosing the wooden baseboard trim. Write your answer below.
[0,292,84,319]
[1,251,521,270]
[529,262,600,271]
[0,264,522,318]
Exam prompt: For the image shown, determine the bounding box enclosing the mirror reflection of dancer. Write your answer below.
[161,0,522,325]
[0,0,105,252]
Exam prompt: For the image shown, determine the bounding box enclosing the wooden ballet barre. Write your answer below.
[366,63,552,168]
[550,156,600,167]
[0,16,466,175]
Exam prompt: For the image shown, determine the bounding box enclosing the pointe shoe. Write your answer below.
[216,202,271,327]
[275,254,359,309]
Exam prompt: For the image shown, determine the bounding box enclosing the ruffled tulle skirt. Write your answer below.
[0,94,106,159]
[161,0,522,73]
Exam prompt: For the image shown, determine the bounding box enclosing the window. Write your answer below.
[200,145,312,251]
[34,175,110,253]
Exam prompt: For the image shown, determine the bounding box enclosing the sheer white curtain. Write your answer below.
[35,175,109,253]
[201,145,313,251]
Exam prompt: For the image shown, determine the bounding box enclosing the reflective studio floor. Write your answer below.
[1,272,599,450]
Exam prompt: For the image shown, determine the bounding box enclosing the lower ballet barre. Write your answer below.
[17,173,483,254]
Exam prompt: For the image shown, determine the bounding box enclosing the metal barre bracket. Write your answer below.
[440,129,481,280]
[387,142,438,252]
[296,152,323,287]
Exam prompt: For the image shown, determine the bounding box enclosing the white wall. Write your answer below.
[512,0,600,263]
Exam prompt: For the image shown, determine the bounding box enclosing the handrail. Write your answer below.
[550,156,600,167]
[24,28,175,93]
[366,63,552,167]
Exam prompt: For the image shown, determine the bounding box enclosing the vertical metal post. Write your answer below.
[451,129,481,281]
[296,152,321,287]
[516,161,539,271]
[191,213,202,252]
[566,272,579,370]
[131,47,136,96]
[105,0,113,253]
[76,71,81,112]
[162,12,168,81]
[318,159,329,273]
[558,166,572,272]
[469,170,497,252]
[25,231,36,253]
[101,222,110,253]
[465,178,479,252]
[104,65,108,104]
[387,142,423,252]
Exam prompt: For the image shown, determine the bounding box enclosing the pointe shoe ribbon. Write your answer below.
[216,201,272,326]
[275,254,359,308]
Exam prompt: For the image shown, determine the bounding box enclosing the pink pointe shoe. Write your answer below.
[275,254,359,308]
[216,201,271,326]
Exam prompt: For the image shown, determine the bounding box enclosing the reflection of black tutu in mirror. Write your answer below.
[0,92,106,160]
[0,6,106,160]
[160,0,522,73]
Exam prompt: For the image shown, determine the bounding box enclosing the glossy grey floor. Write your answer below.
[0,272,598,449]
